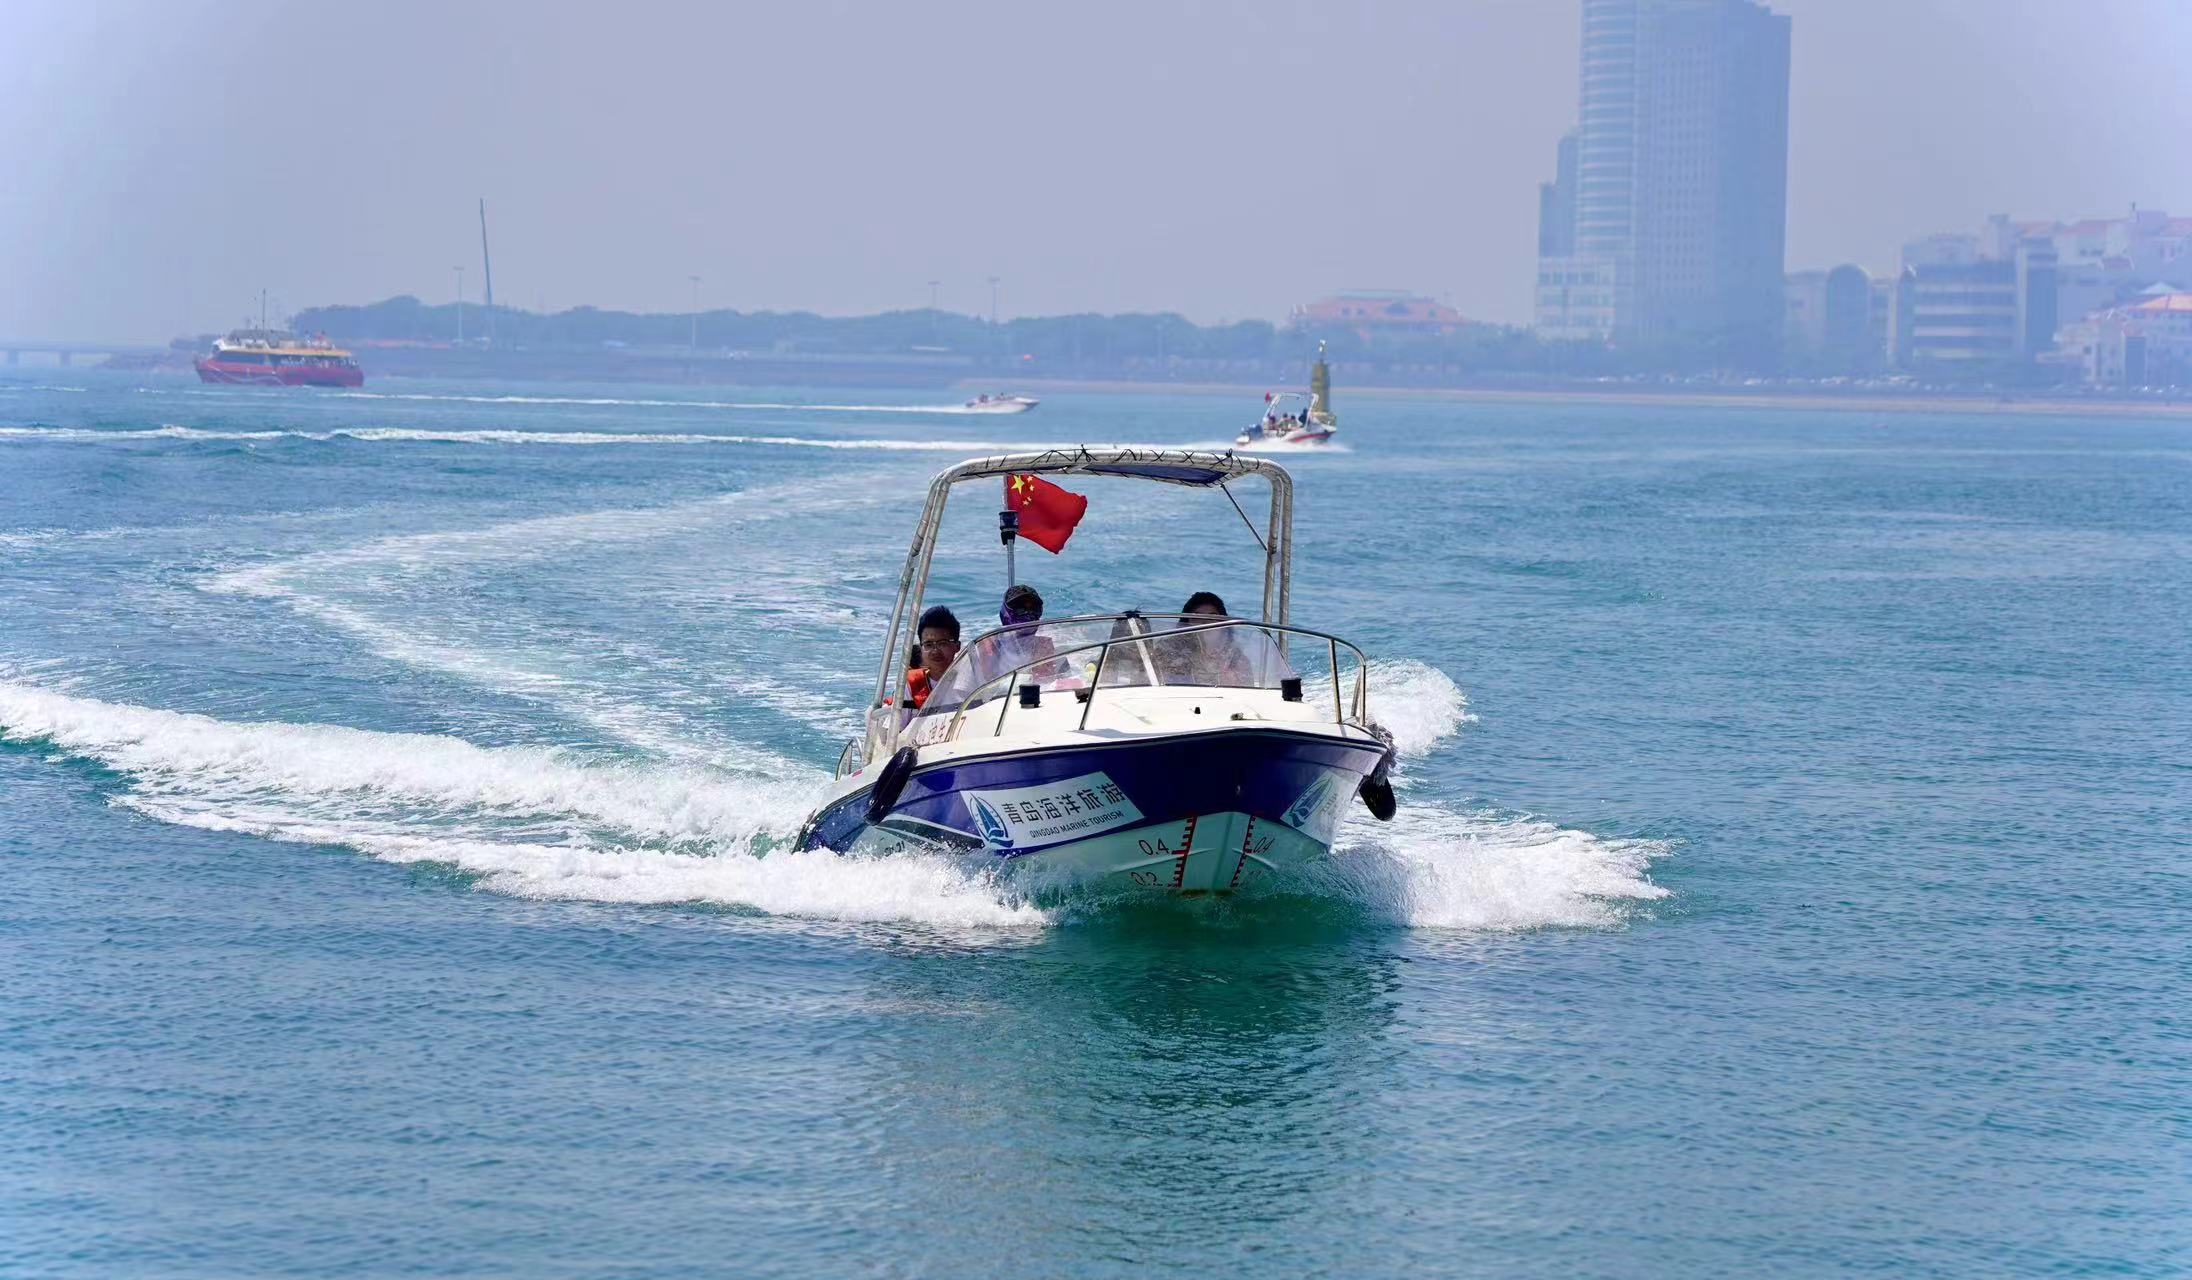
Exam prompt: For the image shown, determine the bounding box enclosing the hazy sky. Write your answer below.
[4,0,2188,341]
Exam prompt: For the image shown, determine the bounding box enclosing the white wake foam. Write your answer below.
[203,482,878,759]
[208,481,831,595]
[1289,659,1662,927]
[0,679,1041,928]
[328,391,1025,414]
[1301,659,1472,759]
[1322,804,1670,930]
[0,662,1652,934]
[0,679,801,846]
[1,505,389,554]
[1370,659,1472,757]
[0,425,283,442]
[0,424,1069,452]
[1206,438,1354,455]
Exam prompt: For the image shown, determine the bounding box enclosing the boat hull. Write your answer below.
[848,806,1333,893]
[1236,427,1337,448]
[195,358,363,388]
[797,726,1382,894]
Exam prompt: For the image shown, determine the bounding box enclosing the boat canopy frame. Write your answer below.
[869,448,1295,718]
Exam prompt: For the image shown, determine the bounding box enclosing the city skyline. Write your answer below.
[2,0,2188,342]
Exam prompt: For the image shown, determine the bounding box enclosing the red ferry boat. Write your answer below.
[195,329,364,387]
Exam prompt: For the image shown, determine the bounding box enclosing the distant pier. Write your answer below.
[0,340,170,367]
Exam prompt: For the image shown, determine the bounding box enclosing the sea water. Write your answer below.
[0,373,2185,1277]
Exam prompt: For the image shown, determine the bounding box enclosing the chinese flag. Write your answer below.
[1005,473,1087,554]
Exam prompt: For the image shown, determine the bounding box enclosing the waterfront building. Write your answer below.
[2018,208,2190,275]
[1784,271,1830,356]
[1533,0,1792,364]
[1534,257,1621,344]
[1822,265,1876,367]
[1784,265,1877,370]
[1889,232,2057,371]
[1886,209,2192,374]
[1867,275,1894,365]
[2058,289,2192,388]
[2018,209,2192,334]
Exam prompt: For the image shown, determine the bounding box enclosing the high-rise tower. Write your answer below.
[1534,0,1791,364]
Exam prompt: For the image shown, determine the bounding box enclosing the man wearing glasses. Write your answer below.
[905,606,962,711]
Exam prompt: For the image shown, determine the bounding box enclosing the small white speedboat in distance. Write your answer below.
[794,447,1396,895]
[963,393,1040,414]
[1236,342,1340,448]
[1237,391,1337,448]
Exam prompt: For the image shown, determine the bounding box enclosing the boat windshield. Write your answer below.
[917,615,1297,715]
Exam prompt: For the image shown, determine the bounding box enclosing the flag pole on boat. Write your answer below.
[999,507,1019,594]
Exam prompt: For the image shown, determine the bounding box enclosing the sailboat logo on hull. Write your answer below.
[1283,774,1340,833]
[970,796,1015,849]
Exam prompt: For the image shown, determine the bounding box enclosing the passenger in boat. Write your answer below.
[1000,583,1042,628]
[1165,591,1255,686]
[975,584,1056,692]
[904,605,961,710]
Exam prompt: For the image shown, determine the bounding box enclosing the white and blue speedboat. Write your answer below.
[794,447,1395,893]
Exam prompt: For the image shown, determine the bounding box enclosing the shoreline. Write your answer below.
[985,377,2192,420]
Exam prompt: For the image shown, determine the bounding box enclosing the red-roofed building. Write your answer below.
[2129,289,2192,315]
[1955,211,2192,359]
[2058,289,2192,387]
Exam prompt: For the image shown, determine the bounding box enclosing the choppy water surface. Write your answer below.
[2,373,2186,1277]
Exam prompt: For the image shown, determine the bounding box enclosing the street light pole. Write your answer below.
[454,266,465,344]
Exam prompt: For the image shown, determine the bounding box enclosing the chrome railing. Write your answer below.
[918,614,1370,746]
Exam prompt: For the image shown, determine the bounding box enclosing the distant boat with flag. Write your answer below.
[194,330,364,388]
[1236,342,1338,448]
[794,446,1396,895]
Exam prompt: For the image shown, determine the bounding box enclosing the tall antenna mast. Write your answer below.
[478,198,496,346]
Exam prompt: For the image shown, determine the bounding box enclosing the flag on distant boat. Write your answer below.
[1006,474,1087,554]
